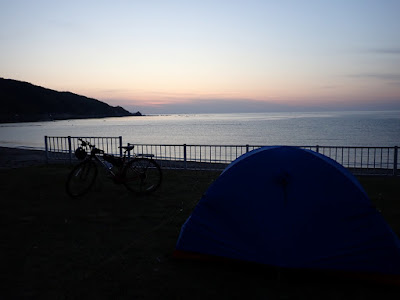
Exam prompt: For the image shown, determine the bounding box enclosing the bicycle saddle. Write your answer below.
[120,145,134,152]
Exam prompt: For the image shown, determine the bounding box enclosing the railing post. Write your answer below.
[183,144,187,170]
[68,136,72,164]
[316,145,320,153]
[394,146,398,176]
[119,136,123,157]
[44,136,49,164]
[246,144,249,153]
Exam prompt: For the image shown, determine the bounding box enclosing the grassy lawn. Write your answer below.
[0,164,399,299]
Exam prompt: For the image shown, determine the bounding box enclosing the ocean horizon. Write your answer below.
[1,111,399,150]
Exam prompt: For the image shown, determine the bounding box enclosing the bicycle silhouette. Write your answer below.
[66,139,162,197]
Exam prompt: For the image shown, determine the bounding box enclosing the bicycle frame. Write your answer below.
[79,139,127,178]
[92,153,117,176]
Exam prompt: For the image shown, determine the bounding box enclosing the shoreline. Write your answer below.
[0,146,47,169]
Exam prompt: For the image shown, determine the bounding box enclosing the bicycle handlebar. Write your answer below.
[78,138,96,149]
[78,138,104,154]
[78,138,90,147]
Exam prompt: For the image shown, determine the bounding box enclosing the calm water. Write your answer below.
[0,111,399,149]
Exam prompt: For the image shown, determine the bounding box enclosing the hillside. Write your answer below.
[0,78,141,123]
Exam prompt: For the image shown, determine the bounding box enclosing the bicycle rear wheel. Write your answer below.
[66,160,98,197]
[122,158,162,194]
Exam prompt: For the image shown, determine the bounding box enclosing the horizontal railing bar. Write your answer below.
[128,143,396,149]
[44,136,398,176]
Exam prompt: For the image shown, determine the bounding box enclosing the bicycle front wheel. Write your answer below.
[66,160,98,197]
[122,158,162,194]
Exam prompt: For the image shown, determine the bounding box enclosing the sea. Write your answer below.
[0,111,399,150]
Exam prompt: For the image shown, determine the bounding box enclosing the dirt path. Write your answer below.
[0,147,47,169]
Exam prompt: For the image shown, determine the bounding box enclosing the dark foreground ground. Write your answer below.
[0,155,399,298]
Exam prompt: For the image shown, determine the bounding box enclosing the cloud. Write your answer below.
[368,48,400,55]
[350,73,400,82]
[121,98,292,114]
[119,97,400,115]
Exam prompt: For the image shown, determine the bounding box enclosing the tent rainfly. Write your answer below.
[174,146,400,284]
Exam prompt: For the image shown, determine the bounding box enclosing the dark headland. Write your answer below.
[0,78,141,123]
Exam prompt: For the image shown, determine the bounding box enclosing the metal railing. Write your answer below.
[44,136,398,176]
[44,136,123,162]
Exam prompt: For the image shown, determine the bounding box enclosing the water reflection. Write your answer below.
[0,111,399,149]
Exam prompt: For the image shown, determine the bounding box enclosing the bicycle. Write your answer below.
[66,139,162,197]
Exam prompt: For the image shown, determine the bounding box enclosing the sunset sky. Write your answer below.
[1,0,400,114]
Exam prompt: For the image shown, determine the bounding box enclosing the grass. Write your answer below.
[0,164,399,299]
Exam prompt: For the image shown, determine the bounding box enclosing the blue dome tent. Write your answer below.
[174,146,400,283]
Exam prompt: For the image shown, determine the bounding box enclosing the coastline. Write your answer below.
[0,113,142,124]
[0,146,47,169]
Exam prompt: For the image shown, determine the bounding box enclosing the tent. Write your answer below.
[174,146,400,282]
